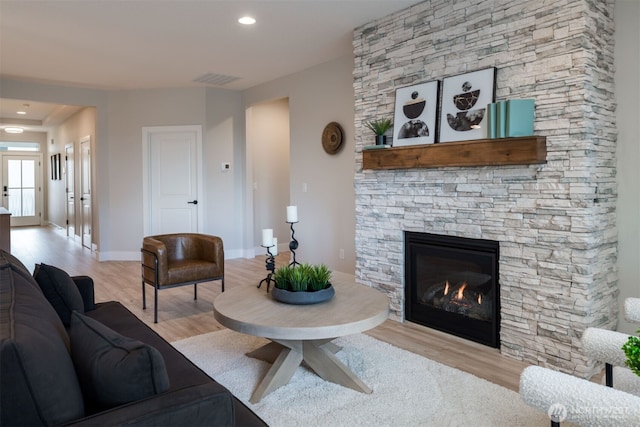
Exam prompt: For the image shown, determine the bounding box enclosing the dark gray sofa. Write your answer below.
[0,249,267,426]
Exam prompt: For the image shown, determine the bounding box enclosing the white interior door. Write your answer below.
[1,154,42,227]
[80,136,92,249]
[65,143,76,238]
[143,126,202,235]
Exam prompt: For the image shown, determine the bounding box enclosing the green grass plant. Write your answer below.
[273,263,332,292]
[364,118,393,135]
[308,264,331,291]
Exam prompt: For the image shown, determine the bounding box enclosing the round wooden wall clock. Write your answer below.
[321,122,344,155]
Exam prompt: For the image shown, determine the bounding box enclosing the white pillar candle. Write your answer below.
[271,237,278,256]
[287,205,298,222]
[262,228,273,247]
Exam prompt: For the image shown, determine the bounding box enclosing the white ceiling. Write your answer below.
[0,0,417,131]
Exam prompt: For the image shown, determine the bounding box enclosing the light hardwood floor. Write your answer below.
[11,225,533,392]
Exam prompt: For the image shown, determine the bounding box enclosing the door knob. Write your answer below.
[188,200,198,205]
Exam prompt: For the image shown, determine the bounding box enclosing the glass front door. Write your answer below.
[2,155,42,227]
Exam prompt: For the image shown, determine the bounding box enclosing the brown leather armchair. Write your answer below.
[141,233,224,323]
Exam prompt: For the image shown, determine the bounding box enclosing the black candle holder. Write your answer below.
[288,221,300,267]
[257,245,276,292]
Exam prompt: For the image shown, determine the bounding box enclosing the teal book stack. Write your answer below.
[486,103,497,138]
[506,99,535,137]
[496,101,507,138]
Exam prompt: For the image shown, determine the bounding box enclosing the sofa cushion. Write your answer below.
[70,311,170,413]
[1,250,85,426]
[0,249,35,284]
[85,301,267,426]
[33,263,84,326]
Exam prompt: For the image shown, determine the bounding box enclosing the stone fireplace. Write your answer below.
[353,0,618,378]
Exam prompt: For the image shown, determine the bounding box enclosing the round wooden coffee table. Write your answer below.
[213,281,389,403]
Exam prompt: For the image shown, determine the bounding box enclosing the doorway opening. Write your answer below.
[246,98,290,256]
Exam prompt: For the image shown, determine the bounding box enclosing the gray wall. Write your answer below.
[48,107,96,234]
[205,87,247,257]
[105,86,247,258]
[247,98,291,254]
[615,0,640,334]
[244,56,357,272]
[105,88,206,258]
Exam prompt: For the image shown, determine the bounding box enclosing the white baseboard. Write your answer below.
[97,248,251,262]
[224,249,246,259]
[97,251,139,261]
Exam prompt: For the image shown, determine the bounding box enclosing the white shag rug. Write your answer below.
[172,330,550,427]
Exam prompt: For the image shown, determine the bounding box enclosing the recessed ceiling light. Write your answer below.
[4,127,24,134]
[17,103,29,115]
[238,16,256,25]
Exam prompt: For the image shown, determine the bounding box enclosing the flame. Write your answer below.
[455,282,467,300]
[444,280,450,295]
[478,294,482,304]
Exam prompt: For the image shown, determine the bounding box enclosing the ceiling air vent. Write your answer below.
[192,73,240,87]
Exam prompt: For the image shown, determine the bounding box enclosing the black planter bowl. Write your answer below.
[271,284,335,305]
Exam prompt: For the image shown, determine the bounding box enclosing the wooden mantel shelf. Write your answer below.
[362,136,547,170]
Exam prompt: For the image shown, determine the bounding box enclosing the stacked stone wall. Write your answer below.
[353,0,618,376]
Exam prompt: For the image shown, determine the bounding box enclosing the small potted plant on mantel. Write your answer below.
[272,263,334,305]
[364,118,393,146]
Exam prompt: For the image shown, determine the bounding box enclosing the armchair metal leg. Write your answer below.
[154,285,158,323]
[221,277,225,292]
[142,280,146,309]
[605,363,613,387]
[194,283,198,300]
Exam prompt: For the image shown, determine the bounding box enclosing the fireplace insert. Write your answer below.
[404,232,499,347]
